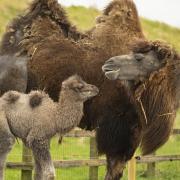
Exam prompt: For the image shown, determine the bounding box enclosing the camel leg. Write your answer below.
[31,139,55,180]
[0,135,15,180]
[105,156,126,180]
[0,112,15,180]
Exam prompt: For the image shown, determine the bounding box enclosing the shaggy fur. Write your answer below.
[1,0,145,179]
[0,0,85,56]
[132,40,180,155]
[0,75,98,180]
[0,55,27,95]
[29,92,43,108]
[86,0,144,57]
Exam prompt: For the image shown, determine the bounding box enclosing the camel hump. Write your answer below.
[103,0,138,16]
[30,0,67,19]
[3,91,20,104]
[29,91,45,108]
[29,92,43,108]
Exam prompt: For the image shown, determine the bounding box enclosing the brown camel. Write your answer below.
[103,39,180,155]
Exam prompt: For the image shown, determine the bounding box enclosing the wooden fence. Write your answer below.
[5,129,180,180]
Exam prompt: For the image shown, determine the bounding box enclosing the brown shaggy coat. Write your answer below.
[132,40,180,155]
[0,0,85,56]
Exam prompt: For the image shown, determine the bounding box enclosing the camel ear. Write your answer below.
[151,41,174,61]
[156,46,173,60]
[61,80,70,89]
[61,82,67,89]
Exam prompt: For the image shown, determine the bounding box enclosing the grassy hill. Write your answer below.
[0,1,180,50]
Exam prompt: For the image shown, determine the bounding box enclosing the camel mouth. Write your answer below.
[102,64,120,73]
[82,85,99,96]
[104,70,120,80]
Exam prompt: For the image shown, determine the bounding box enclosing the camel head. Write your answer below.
[102,39,176,81]
[61,75,99,102]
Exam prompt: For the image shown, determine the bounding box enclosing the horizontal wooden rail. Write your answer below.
[6,154,180,170]
[64,129,95,137]
[63,128,180,138]
[172,129,180,135]
[6,159,106,170]
[136,155,180,163]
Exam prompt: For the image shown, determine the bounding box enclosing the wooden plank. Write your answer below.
[63,129,180,137]
[21,145,33,180]
[6,154,180,169]
[173,129,180,135]
[64,130,95,137]
[52,129,180,138]
[128,157,136,180]
[6,159,106,170]
[5,154,180,171]
[146,153,156,177]
[7,162,33,170]
[136,155,180,163]
[89,137,98,180]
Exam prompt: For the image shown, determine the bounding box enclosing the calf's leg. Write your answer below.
[0,112,15,180]
[31,139,55,180]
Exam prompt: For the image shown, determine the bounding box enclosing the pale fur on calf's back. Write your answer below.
[0,90,57,145]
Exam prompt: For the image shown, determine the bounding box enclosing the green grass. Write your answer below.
[1,1,180,180]
[141,18,180,51]
[4,136,180,180]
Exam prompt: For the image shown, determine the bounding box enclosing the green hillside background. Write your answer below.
[0,0,180,50]
[0,1,180,180]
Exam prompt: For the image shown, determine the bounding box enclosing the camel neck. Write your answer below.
[55,91,84,134]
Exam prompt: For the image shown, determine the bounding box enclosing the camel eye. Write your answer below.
[77,84,84,89]
[135,54,144,62]
[74,84,84,92]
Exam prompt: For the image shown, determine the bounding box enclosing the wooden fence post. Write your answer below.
[21,144,32,180]
[146,153,156,177]
[128,157,136,180]
[89,137,98,180]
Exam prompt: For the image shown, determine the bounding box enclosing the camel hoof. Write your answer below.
[45,172,55,180]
